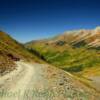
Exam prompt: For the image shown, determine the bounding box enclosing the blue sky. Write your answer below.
[0,0,100,43]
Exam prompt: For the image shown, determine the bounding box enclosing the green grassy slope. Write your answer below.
[25,28,100,91]
[26,42,100,74]
[25,28,100,77]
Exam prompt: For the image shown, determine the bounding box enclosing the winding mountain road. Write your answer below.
[0,61,100,100]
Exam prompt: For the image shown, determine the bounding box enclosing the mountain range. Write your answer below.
[0,27,100,99]
[26,27,100,91]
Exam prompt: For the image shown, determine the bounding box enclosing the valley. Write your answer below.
[26,27,100,92]
[0,27,100,99]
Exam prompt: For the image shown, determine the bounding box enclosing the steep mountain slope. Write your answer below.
[25,27,100,91]
[0,31,41,75]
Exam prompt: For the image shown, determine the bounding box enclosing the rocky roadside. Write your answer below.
[31,64,100,100]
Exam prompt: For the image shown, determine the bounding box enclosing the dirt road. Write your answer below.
[0,61,100,100]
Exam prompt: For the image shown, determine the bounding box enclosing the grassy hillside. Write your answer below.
[25,27,100,77]
[0,31,42,75]
[25,27,100,91]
